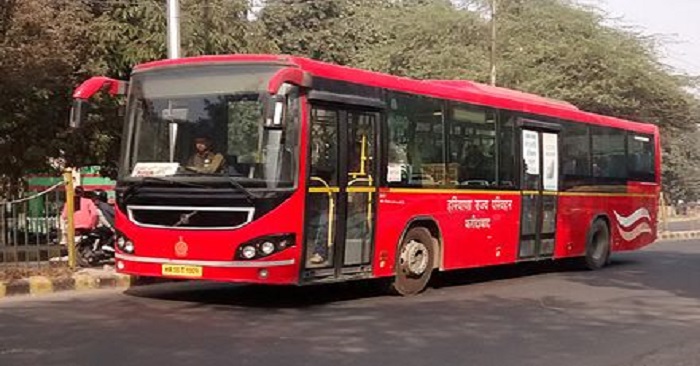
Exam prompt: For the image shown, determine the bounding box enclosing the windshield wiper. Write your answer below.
[179,166,257,204]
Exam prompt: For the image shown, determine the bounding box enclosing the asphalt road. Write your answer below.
[3,240,700,366]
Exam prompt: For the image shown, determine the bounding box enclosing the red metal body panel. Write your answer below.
[554,188,659,259]
[115,189,305,284]
[373,187,658,278]
[114,54,660,285]
[267,67,311,93]
[373,190,523,278]
[73,76,126,99]
[133,54,293,71]
[116,97,312,284]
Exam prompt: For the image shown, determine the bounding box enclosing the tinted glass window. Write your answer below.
[591,126,627,179]
[387,93,446,186]
[309,107,339,186]
[498,112,517,188]
[448,103,496,187]
[628,133,655,182]
[562,122,590,178]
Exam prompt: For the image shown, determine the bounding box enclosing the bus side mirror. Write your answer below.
[264,94,286,129]
[70,76,128,128]
[69,99,88,128]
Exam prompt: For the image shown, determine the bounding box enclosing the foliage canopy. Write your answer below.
[1,0,698,200]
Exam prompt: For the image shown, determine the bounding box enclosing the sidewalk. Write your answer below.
[665,215,700,223]
[658,230,700,241]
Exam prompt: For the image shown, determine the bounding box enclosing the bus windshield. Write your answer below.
[121,65,299,188]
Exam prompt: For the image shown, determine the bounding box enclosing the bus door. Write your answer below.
[303,103,380,279]
[519,124,560,259]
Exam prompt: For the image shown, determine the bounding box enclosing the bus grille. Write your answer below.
[127,206,254,229]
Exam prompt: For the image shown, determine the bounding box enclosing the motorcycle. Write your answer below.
[76,226,115,267]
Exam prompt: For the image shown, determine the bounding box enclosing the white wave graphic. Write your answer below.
[617,222,653,241]
[614,208,651,229]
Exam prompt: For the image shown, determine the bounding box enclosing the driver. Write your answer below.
[186,135,225,174]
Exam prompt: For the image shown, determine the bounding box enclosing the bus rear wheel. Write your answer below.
[390,227,435,296]
[580,219,611,270]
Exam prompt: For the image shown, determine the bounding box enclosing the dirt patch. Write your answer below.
[0,265,74,282]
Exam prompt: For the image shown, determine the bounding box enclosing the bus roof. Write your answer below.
[134,54,658,135]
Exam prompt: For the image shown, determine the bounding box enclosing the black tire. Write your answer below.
[580,219,611,270]
[76,243,96,268]
[389,227,436,296]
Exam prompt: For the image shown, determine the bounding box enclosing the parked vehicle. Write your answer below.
[76,226,115,267]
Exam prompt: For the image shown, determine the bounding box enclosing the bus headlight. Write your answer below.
[235,234,295,260]
[260,241,276,255]
[241,245,257,259]
[116,234,135,254]
[117,236,127,249]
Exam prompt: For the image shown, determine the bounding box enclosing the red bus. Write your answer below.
[71,54,660,295]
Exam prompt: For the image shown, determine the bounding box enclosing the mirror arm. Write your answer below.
[69,77,127,129]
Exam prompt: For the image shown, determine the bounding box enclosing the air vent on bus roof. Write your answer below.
[426,80,579,111]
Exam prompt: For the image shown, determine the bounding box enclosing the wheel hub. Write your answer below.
[401,240,429,276]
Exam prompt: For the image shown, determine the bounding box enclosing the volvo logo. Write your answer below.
[173,210,198,227]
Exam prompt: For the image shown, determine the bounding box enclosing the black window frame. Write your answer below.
[446,101,498,188]
[626,132,656,183]
[386,91,448,188]
[304,77,657,190]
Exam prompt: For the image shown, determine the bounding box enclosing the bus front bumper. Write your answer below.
[114,253,299,284]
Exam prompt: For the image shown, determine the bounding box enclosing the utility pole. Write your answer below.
[63,169,76,270]
[489,0,497,86]
[166,0,181,163]
[203,0,212,54]
[167,0,181,59]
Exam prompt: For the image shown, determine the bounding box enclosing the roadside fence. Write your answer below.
[0,181,67,266]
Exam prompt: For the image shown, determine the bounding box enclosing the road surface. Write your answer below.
[2,240,700,366]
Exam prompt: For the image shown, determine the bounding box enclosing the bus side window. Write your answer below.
[387,93,445,187]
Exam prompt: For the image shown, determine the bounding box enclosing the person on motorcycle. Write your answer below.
[60,186,98,245]
[91,189,115,229]
[76,189,116,267]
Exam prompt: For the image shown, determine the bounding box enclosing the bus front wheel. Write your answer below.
[580,219,611,270]
[390,227,435,296]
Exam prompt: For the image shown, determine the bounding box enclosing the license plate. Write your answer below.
[161,264,203,278]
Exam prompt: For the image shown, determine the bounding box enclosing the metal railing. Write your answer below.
[1,182,67,266]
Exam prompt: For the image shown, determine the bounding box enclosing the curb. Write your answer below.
[0,272,142,299]
[659,230,700,241]
[665,216,700,223]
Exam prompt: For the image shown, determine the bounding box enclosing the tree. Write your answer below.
[493,0,700,199]
[0,0,93,196]
[259,0,392,65]
[89,0,277,76]
[354,2,489,80]
[2,0,699,201]
[494,0,691,124]
[66,0,276,178]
